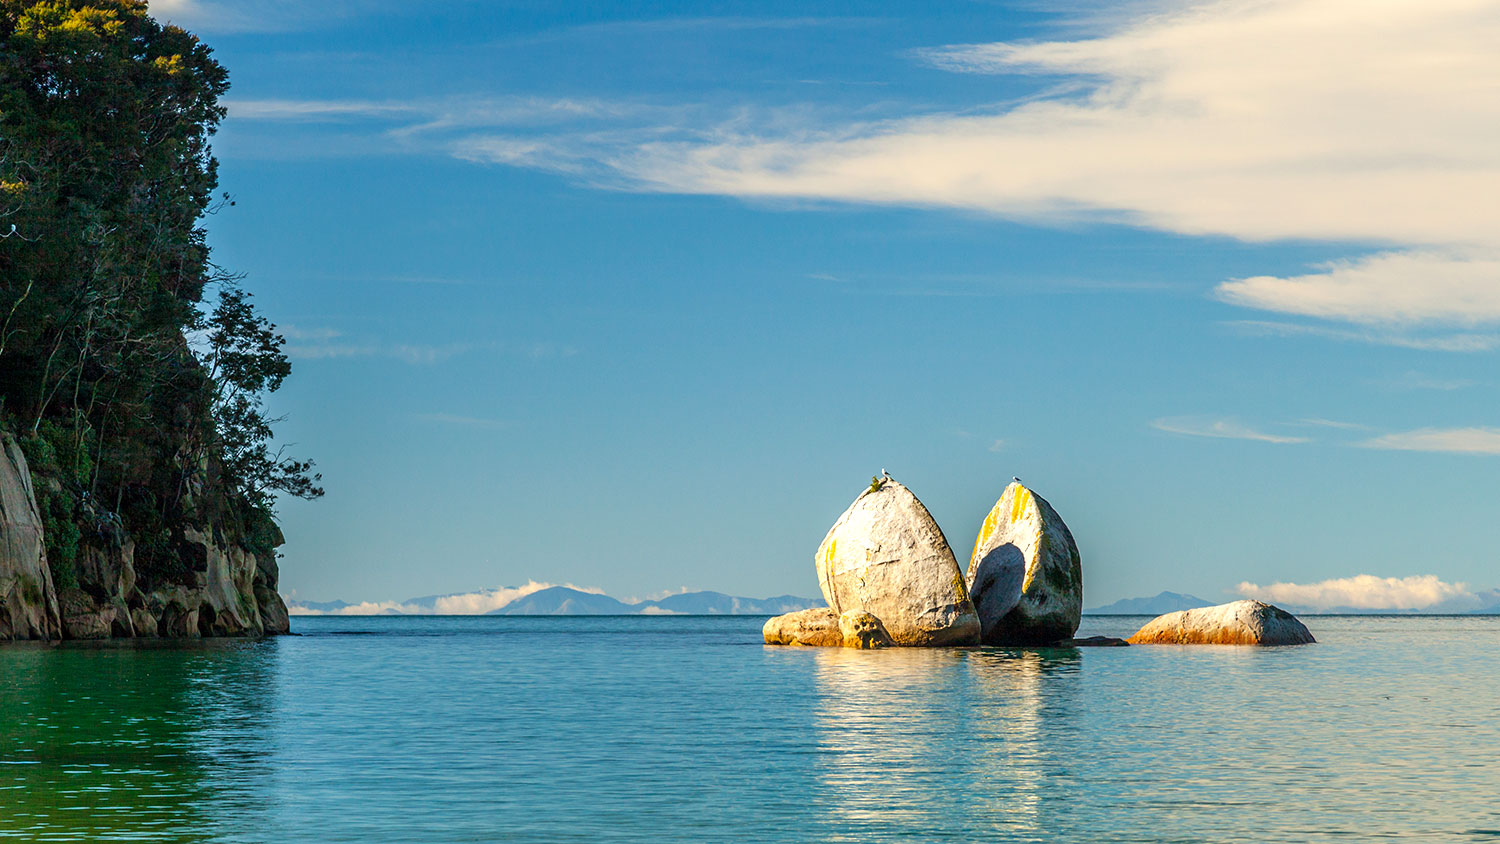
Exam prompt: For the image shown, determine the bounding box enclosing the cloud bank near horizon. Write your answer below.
[1237,574,1499,611]
[285,580,604,615]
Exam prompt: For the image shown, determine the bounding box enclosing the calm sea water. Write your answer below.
[2,614,1499,843]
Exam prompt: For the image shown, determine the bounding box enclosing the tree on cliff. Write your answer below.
[0,1,319,587]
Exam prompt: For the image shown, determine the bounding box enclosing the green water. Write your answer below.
[2,615,1499,842]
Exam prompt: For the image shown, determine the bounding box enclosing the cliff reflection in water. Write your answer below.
[810,646,1083,842]
[0,640,279,841]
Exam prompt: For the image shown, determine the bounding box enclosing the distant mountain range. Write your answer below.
[287,588,823,616]
[490,587,822,616]
[1086,591,1215,615]
[290,586,1500,617]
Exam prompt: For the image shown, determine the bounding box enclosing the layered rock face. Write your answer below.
[966,482,1082,644]
[763,607,842,647]
[0,435,61,640]
[0,434,290,641]
[814,480,980,646]
[1127,600,1315,645]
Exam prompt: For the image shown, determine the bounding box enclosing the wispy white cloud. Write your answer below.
[1150,416,1308,444]
[282,342,380,360]
[283,340,471,364]
[226,99,421,121]
[1225,320,1500,353]
[1295,418,1367,431]
[388,343,471,365]
[1381,371,1477,392]
[149,0,412,33]
[1357,427,1500,456]
[284,336,576,364]
[1238,574,1474,611]
[450,0,1500,331]
[226,94,647,136]
[279,324,344,342]
[415,413,508,430]
[597,0,1500,246]
[1216,251,1500,326]
[148,0,309,32]
[988,439,1006,453]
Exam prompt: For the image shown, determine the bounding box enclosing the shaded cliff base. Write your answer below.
[1,432,289,642]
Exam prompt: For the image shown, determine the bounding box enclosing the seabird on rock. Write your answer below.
[1012,476,1022,483]
[881,468,893,480]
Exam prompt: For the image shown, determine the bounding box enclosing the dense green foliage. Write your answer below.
[0,1,319,588]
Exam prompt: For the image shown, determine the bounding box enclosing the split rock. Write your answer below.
[966,481,1082,644]
[815,479,980,646]
[1127,600,1315,645]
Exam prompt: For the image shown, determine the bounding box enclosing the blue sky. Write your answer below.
[155,0,1500,611]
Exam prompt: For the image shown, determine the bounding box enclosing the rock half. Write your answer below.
[763,607,842,647]
[965,481,1082,644]
[1127,600,1315,645]
[815,479,980,646]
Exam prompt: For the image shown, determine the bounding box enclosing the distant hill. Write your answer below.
[1086,591,1215,615]
[489,587,634,615]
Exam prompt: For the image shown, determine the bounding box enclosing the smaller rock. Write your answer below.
[763,607,842,647]
[839,611,893,649]
[1127,600,1315,645]
[1056,636,1129,647]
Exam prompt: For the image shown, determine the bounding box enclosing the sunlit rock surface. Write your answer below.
[763,606,842,646]
[965,481,1082,644]
[1127,600,1315,645]
[815,479,979,646]
[838,610,893,649]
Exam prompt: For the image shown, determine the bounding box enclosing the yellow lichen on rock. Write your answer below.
[965,481,1082,645]
[838,611,893,649]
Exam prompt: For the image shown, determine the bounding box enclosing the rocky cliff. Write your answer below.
[0,431,289,641]
[0,435,61,639]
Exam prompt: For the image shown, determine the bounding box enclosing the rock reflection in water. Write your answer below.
[0,640,279,842]
[809,646,1082,842]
